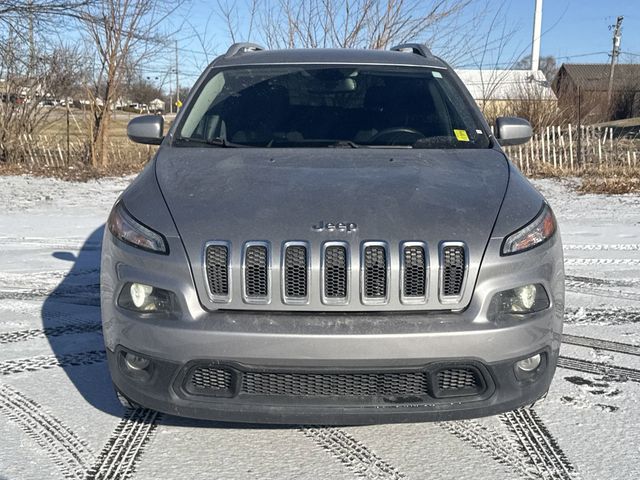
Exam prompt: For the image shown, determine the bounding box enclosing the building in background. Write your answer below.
[456,69,554,103]
[149,98,165,113]
[552,64,640,121]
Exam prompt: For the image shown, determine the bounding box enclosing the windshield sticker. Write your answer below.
[432,71,443,78]
[454,129,470,142]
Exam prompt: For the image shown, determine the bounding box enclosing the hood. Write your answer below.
[155,147,509,310]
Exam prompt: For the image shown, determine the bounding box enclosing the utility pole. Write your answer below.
[607,15,624,105]
[28,0,35,74]
[175,40,180,111]
[531,0,543,71]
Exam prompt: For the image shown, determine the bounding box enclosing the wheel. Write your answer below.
[527,390,549,409]
[114,385,140,409]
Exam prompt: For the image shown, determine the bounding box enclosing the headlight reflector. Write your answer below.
[488,283,550,318]
[118,282,173,312]
[108,201,168,254]
[502,204,556,255]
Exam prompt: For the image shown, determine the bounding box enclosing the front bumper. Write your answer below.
[108,344,558,424]
[101,228,564,424]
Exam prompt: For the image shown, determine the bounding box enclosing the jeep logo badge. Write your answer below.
[312,221,358,233]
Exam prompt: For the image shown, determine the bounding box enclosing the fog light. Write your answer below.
[125,353,150,371]
[488,283,550,319]
[118,282,173,313]
[130,283,153,308]
[516,354,541,372]
[516,284,537,311]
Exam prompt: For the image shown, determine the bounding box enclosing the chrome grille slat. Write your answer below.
[204,242,231,302]
[401,242,427,303]
[361,242,389,305]
[242,242,270,304]
[321,242,349,304]
[440,242,467,302]
[282,242,309,304]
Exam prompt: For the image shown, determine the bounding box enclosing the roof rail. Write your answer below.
[389,43,433,58]
[225,42,266,58]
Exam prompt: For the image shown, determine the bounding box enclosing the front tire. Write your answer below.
[114,385,141,409]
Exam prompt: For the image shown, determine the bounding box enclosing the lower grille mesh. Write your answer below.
[363,245,387,299]
[241,371,430,397]
[442,245,465,297]
[284,245,308,299]
[189,368,233,392]
[183,365,487,400]
[437,368,479,390]
[205,244,229,298]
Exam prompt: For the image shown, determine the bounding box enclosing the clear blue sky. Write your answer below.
[157,0,640,88]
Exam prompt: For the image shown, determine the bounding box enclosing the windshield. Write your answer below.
[176,65,490,149]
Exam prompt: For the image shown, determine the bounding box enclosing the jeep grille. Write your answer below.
[203,240,469,309]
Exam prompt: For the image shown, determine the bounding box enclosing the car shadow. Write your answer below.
[42,225,123,417]
[42,225,292,430]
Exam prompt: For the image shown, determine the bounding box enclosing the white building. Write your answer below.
[149,98,165,112]
[455,69,555,102]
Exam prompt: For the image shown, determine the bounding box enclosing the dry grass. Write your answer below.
[0,159,145,181]
[576,175,640,194]
[524,163,640,194]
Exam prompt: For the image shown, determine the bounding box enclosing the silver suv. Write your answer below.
[102,43,564,424]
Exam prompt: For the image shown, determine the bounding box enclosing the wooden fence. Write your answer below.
[0,134,153,167]
[502,125,640,174]
[3,127,640,175]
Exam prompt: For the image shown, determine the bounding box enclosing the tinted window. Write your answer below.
[176,65,489,149]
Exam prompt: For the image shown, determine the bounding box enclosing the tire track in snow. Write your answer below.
[565,275,640,288]
[565,258,640,266]
[0,289,100,306]
[0,382,94,479]
[557,356,640,382]
[500,408,575,480]
[564,243,640,251]
[562,334,640,356]
[300,427,405,479]
[0,350,106,376]
[85,408,160,480]
[0,321,101,344]
[0,237,101,251]
[565,280,640,302]
[564,307,640,325]
[443,420,539,479]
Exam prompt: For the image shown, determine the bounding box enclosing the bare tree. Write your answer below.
[80,0,180,166]
[217,0,472,51]
[126,75,163,104]
[0,0,90,25]
[516,54,558,82]
[0,25,86,163]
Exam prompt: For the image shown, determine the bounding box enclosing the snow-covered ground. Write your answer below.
[0,174,639,480]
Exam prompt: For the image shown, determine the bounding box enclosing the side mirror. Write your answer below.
[495,117,532,146]
[127,115,164,145]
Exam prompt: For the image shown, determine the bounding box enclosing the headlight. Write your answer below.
[118,282,173,312]
[488,283,550,318]
[108,201,168,254]
[502,204,556,255]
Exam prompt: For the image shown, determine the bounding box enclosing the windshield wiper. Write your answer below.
[328,140,364,148]
[175,136,246,148]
